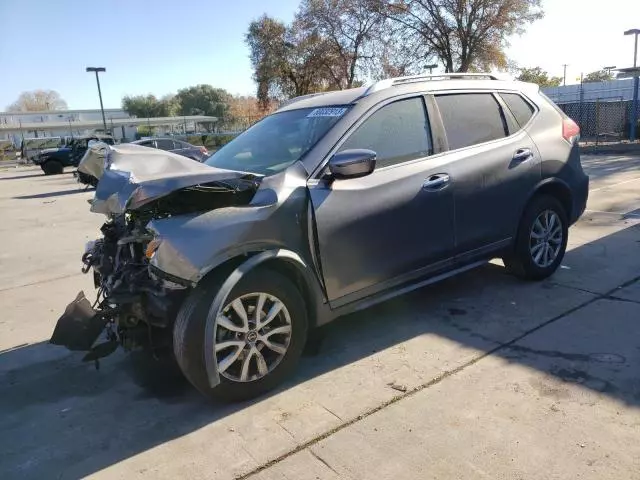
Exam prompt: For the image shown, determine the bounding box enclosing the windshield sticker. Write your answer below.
[306,107,348,118]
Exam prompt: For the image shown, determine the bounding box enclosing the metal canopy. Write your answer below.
[0,115,218,134]
[616,67,640,79]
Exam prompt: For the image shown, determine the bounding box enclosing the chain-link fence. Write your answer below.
[545,83,640,144]
[556,98,631,143]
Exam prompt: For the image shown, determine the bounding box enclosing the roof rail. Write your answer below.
[362,73,511,97]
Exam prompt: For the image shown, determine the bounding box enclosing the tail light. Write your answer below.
[199,146,208,155]
[562,117,580,144]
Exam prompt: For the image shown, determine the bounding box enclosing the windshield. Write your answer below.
[205,106,349,175]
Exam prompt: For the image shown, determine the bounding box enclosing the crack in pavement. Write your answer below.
[234,273,640,480]
[0,272,82,293]
[309,448,341,476]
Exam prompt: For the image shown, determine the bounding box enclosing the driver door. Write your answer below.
[308,96,456,306]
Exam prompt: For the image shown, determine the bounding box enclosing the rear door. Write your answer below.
[432,91,541,254]
[308,96,456,306]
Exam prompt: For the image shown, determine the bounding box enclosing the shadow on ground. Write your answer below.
[581,154,640,181]
[1,217,639,479]
[0,171,74,181]
[13,188,87,200]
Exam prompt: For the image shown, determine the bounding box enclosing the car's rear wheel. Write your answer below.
[503,194,568,281]
[42,160,63,175]
[173,267,308,402]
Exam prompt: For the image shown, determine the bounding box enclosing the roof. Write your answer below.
[277,87,368,112]
[276,74,534,112]
[0,115,218,134]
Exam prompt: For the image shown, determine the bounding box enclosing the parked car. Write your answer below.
[50,73,588,402]
[131,137,209,162]
[20,136,66,163]
[33,134,115,174]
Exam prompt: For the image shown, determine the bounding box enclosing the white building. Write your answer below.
[0,109,217,147]
[0,108,135,144]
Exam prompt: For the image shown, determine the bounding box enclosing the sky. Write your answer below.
[0,0,639,111]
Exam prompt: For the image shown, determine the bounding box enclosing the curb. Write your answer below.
[580,143,640,155]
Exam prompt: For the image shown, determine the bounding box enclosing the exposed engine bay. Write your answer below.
[50,143,262,363]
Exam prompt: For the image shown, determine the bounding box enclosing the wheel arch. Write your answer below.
[199,248,329,389]
[525,178,573,221]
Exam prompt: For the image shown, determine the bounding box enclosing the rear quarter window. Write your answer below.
[500,93,535,128]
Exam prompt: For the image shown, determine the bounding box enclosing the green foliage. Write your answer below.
[135,126,156,138]
[583,70,614,83]
[517,67,562,87]
[175,85,232,119]
[122,94,176,118]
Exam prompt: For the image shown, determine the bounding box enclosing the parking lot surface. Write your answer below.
[1,156,640,480]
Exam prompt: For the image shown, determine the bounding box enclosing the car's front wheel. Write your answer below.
[173,267,308,402]
[503,194,569,281]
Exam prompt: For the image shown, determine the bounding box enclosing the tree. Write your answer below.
[583,70,614,83]
[516,67,562,87]
[123,94,162,118]
[175,84,232,119]
[297,0,384,89]
[7,90,68,112]
[379,0,544,73]
[246,15,338,108]
[228,95,276,119]
[122,93,181,118]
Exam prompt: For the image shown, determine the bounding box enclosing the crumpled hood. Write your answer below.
[82,143,259,215]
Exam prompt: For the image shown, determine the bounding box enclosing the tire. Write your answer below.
[41,160,63,175]
[76,171,98,187]
[173,267,308,402]
[503,194,568,281]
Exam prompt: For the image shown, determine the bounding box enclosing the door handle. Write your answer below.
[512,148,533,163]
[422,173,450,190]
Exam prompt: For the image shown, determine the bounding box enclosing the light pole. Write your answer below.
[624,29,640,141]
[424,63,438,74]
[86,67,108,134]
[603,65,617,77]
[562,64,569,86]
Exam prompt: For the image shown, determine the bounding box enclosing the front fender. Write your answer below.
[202,249,308,388]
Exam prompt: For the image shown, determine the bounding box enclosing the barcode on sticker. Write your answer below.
[307,107,348,118]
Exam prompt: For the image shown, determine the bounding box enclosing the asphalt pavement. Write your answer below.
[1,156,639,480]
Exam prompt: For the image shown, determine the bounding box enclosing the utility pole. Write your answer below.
[86,67,108,134]
[562,64,569,86]
[603,65,617,77]
[624,29,640,141]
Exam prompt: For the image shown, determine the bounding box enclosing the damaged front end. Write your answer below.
[50,143,261,364]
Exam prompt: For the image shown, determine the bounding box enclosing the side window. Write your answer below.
[500,93,535,128]
[156,139,175,150]
[435,93,508,150]
[339,97,431,168]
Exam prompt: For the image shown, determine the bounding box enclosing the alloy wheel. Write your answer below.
[529,209,563,268]
[214,292,292,383]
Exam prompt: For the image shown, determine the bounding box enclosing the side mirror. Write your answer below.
[328,149,376,180]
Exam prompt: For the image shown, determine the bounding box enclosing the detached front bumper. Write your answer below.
[50,291,107,352]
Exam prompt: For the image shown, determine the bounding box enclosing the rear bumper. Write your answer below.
[571,174,589,224]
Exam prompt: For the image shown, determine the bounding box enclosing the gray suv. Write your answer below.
[50,73,588,401]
